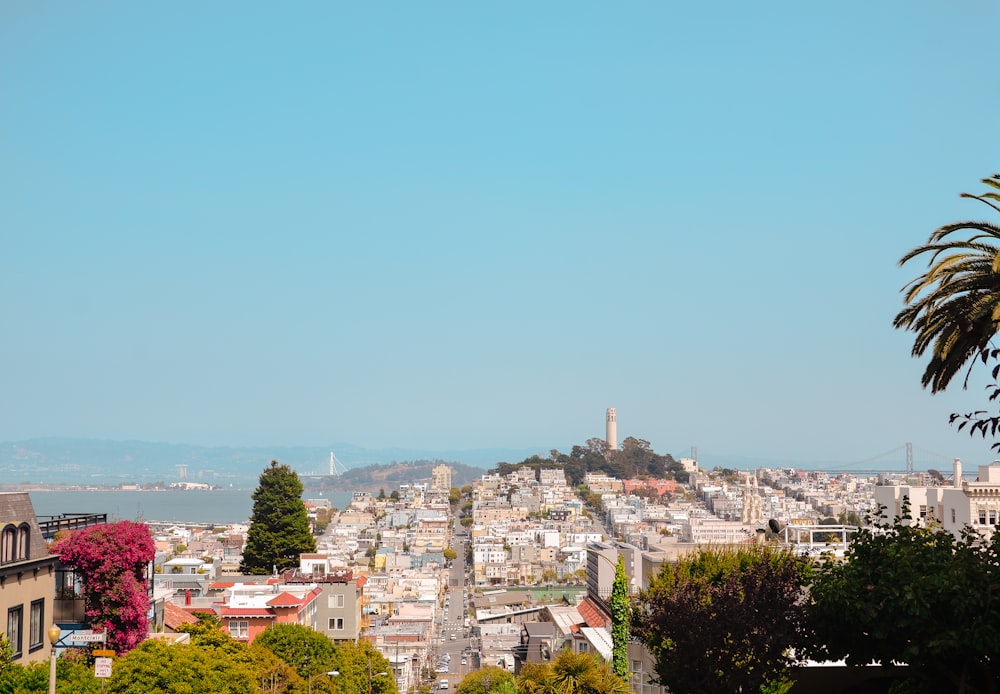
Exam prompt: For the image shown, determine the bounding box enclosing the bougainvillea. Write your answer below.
[52,520,155,654]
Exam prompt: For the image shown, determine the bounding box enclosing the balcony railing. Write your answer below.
[37,514,108,540]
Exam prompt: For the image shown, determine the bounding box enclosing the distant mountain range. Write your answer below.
[0,437,544,487]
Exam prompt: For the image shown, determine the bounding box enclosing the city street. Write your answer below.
[433,525,478,688]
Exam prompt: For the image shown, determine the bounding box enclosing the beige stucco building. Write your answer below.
[0,493,58,665]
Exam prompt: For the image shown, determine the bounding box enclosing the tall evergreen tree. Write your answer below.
[241,460,316,575]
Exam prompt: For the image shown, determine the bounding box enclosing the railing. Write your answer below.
[37,514,107,540]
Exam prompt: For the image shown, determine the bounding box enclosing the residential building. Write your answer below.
[432,465,453,492]
[0,493,59,665]
[874,458,1000,540]
[283,562,368,643]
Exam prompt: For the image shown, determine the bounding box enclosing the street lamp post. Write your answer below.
[368,657,389,694]
[46,625,60,694]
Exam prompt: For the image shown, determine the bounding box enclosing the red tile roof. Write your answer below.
[267,592,305,608]
[163,602,200,630]
[577,597,609,628]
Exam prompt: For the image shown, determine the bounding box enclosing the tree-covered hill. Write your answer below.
[301,459,487,492]
[490,437,688,485]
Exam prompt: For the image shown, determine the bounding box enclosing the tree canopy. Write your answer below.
[456,665,513,694]
[106,639,259,694]
[515,650,628,694]
[633,544,810,694]
[241,460,316,575]
[253,624,338,680]
[492,438,683,487]
[805,502,1000,693]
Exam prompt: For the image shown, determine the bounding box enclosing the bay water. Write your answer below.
[27,489,354,526]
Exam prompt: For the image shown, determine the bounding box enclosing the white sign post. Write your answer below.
[94,657,113,678]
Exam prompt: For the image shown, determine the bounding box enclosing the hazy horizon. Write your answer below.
[3,3,998,469]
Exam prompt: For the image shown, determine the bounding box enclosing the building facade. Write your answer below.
[0,493,58,665]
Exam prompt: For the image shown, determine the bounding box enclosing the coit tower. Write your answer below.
[606,408,618,450]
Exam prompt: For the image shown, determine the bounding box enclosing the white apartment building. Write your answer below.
[874,459,1000,540]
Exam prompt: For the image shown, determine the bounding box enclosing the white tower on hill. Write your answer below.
[606,408,618,451]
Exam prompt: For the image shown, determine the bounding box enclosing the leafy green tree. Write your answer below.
[633,545,809,694]
[456,666,513,694]
[106,639,259,693]
[894,173,1000,393]
[0,656,103,693]
[449,487,461,504]
[248,643,304,694]
[254,624,337,679]
[805,502,1000,693]
[327,641,396,694]
[241,461,317,575]
[443,548,457,562]
[609,556,630,681]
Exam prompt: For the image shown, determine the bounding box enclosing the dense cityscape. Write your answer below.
[3,4,997,693]
[5,413,1000,692]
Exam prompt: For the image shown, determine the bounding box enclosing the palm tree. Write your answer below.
[894,174,1000,392]
[517,651,629,694]
[550,650,595,694]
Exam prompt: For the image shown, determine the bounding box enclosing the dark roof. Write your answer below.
[0,492,50,562]
[522,622,556,637]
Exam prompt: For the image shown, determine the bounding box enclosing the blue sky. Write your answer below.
[2,2,999,470]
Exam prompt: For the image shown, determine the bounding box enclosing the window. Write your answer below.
[329,594,345,609]
[951,508,956,524]
[8,606,23,659]
[991,510,997,526]
[29,600,43,652]
[228,621,249,639]
[980,510,987,525]
[1,525,15,563]
[329,618,344,631]
[56,569,82,599]
[17,525,29,560]
[919,505,928,519]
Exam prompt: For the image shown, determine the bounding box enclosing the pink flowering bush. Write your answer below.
[52,521,155,654]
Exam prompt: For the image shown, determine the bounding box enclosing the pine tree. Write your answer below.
[240,460,316,575]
